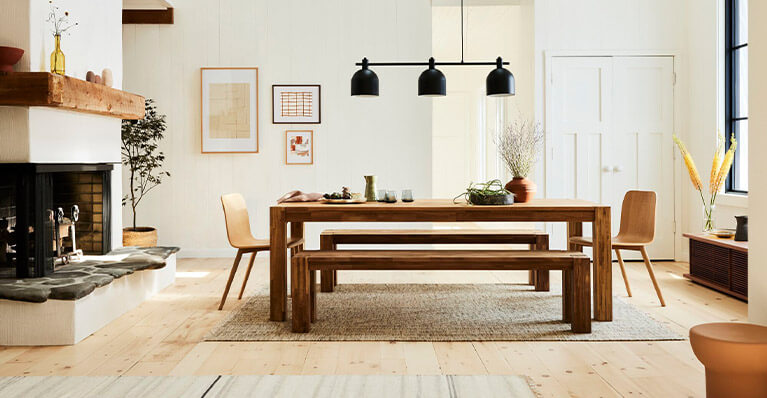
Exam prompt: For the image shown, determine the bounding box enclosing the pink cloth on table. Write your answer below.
[277,191,324,203]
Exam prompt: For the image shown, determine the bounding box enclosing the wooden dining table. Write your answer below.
[269,199,612,322]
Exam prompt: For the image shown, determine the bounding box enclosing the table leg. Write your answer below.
[270,207,287,322]
[592,208,612,321]
[291,221,305,251]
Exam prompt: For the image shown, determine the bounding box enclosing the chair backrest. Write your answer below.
[615,190,657,244]
[221,193,254,248]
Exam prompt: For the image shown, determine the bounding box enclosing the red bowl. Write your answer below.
[0,46,24,73]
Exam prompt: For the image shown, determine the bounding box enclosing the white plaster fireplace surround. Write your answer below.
[0,0,125,249]
[0,0,178,345]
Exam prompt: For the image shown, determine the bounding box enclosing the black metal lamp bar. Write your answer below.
[355,61,509,67]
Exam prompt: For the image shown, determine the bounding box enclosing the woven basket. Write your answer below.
[122,227,158,247]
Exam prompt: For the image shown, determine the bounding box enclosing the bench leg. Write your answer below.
[310,270,317,322]
[320,235,335,293]
[571,258,592,333]
[534,235,550,291]
[562,269,572,322]
[291,257,311,333]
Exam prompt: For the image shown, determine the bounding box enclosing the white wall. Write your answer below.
[122,0,433,257]
[431,4,535,198]
[748,0,766,325]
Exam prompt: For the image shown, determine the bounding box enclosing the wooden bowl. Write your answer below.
[0,46,24,73]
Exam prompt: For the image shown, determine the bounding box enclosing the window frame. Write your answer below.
[724,0,748,194]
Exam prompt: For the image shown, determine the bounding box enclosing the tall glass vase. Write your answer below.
[50,35,65,75]
[702,204,716,232]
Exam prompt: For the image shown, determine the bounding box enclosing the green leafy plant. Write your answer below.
[453,180,511,205]
[121,99,170,230]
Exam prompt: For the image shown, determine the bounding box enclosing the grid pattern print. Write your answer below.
[280,91,314,117]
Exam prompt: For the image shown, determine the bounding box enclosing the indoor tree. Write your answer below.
[121,99,170,231]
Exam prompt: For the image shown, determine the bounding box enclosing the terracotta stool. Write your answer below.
[690,322,767,398]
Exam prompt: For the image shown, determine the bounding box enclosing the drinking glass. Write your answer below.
[377,189,387,202]
[385,190,397,203]
[401,189,414,202]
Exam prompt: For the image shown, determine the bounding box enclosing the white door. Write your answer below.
[546,56,675,260]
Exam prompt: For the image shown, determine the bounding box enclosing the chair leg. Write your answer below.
[238,252,258,300]
[640,246,666,307]
[614,249,632,297]
[219,249,243,310]
[310,270,317,322]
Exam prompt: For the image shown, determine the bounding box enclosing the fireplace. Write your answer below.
[0,164,113,278]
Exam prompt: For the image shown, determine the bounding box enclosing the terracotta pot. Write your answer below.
[0,46,24,73]
[505,177,537,203]
[123,227,158,247]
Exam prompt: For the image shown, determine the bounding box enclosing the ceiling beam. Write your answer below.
[123,7,174,24]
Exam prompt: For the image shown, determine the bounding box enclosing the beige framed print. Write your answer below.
[285,130,314,165]
[201,67,259,153]
[272,84,321,124]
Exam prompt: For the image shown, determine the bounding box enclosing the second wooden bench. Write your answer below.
[291,250,591,334]
[319,229,550,292]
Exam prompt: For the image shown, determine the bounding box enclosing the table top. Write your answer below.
[273,198,606,209]
[683,232,748,252]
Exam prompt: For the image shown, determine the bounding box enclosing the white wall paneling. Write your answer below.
[123,0,433,256]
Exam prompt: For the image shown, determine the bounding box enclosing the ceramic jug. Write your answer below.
[735,215,748,241]
[364,175,377,202]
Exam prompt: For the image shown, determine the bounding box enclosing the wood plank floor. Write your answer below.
[0,256,747,397]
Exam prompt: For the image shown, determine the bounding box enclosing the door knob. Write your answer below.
[613,166,623,172]
[602,166,611,173]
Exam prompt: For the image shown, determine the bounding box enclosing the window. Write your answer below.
[725,0,748,193]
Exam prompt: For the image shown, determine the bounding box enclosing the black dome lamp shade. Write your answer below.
[351,58,379,97]
[418,57,446,97]
[486,57,515,97]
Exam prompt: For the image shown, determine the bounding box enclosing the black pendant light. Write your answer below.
[418,57,446,97]
[486,57,515,97]
[351,57,379,97]
[350,0,514,97]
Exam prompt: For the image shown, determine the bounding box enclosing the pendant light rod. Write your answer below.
[461,0,464,63]
[354,61,508,66]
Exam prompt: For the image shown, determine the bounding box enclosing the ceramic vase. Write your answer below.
[505,177,536,203]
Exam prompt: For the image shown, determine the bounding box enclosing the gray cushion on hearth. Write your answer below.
[49,282,97,300]
[0,246,179,303]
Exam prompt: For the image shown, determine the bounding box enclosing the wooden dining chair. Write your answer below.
[220,193,303,310]
[568,190,665,306]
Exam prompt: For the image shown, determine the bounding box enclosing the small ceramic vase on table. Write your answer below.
[505,177,536,203]
[364,175,378,202]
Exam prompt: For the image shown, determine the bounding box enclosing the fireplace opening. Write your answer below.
[0,164,112,279]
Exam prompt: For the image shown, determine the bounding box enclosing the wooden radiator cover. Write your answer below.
[686,236,748,301]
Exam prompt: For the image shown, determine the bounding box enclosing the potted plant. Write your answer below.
[121,99,170,247]
[453,180,514,205]
[497,119,544,203]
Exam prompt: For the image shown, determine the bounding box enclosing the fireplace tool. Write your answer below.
[53,207,70,266]
[66,205,83,261]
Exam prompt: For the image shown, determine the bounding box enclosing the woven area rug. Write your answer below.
[0,375,535,398]
[206,284,683,341]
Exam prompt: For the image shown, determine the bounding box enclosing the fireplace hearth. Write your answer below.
[0,164,113,278]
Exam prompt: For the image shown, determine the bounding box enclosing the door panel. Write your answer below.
[546,57,612,250]
[611,57,675,259]
[546,56,675,260]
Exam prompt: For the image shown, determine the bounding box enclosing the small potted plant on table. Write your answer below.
[121,99,170,247]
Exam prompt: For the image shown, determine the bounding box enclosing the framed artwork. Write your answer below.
[285,130,314,165]
[272,84,321,124]
[200,67,259,153]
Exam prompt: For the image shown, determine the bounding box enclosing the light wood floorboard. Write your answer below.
[0,256,747,397]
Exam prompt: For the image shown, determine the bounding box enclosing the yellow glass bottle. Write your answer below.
[50,35,65,75]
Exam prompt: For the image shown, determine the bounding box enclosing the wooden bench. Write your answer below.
[291,250,591,334]
[319,229,550,292]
